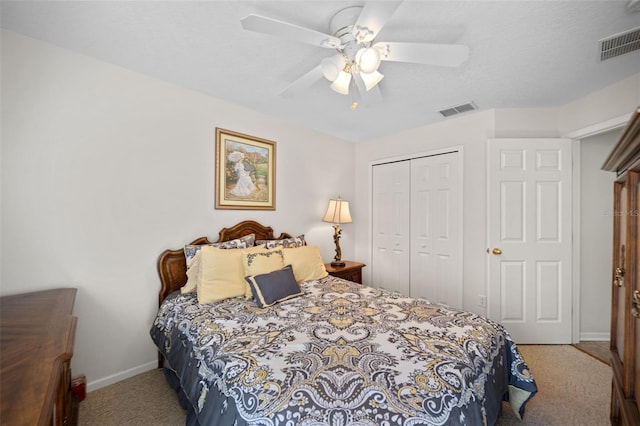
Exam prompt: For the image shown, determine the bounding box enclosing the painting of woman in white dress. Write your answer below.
[228,151,256,197]
[215,128,276,210]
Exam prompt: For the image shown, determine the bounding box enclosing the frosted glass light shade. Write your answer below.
[321,55,347,82]
[360,70,384,91]
[330,71,351,95]
[356,47,381,74]
[322,198,352,224]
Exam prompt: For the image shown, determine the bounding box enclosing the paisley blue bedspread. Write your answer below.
[150,276,536,425]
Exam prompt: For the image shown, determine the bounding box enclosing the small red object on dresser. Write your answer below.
[71,374,87,402]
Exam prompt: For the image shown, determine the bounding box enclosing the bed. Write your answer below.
[150,220,537,426]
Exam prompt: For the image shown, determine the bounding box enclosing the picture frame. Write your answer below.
[215,128,276,210]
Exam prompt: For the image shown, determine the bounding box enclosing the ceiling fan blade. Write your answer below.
[241,14,342,48]
[352,1,403,42]
[374,42,469,67]
[279,65,324,97]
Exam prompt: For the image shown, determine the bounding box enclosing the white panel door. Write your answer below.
[371,160,410,294]
[487,139,572,343]
[410,152,462,308]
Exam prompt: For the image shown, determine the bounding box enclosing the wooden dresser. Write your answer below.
[0,288,78,426]
[603,107,640,425]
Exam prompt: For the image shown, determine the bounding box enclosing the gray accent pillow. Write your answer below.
[245,265,303,308]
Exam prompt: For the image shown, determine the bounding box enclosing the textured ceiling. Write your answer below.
[1,0,639,142]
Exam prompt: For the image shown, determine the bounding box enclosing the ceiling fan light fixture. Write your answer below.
[330,70,352,95]
[240,4,471,102]
[360,70,384,91]
[355,47,381,73]
[321,55,347,81]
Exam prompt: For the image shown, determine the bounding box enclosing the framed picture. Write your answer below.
[215,128,276,210]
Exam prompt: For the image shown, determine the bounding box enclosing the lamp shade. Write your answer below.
[321,54,347,82]
[360,70,384,91]
[330,71,351,95]
[356,47,381,74]
[323,198,352,224]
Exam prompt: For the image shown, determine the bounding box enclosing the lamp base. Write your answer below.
[330,261,346,267]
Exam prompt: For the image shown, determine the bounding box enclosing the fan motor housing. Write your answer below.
[329,6,363,58]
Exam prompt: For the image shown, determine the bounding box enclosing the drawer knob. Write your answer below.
[633,290,640,319]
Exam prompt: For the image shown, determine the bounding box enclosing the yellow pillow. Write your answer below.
[197,246,245,304]
[183,242,260,295]
[282,245,328,283]
[242,248,284,298]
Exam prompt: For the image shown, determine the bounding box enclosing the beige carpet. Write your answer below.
[572,340,610,366]
[496,345,611,425]
[79,345,611,425]
[79,367,186,425]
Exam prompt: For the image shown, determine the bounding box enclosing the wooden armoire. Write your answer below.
[603,106,640,425]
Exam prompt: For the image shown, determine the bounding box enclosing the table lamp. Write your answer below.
[322,197,352,266]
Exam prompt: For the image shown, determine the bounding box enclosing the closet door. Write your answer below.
[371,160,410,294]
[410,153,462,307]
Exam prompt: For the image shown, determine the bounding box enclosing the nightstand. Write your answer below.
[324,260,366,284]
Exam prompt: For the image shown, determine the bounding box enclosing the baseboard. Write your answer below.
[86,360,157,393]
[579,332,610,341]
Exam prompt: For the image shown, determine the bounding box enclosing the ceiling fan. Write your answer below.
[240,1,469,108]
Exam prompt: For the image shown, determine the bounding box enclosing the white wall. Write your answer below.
[579,129,620,340]
[0,30,355,390]
[354,110,496,314]
[354,74,640,321]
[558,74,640,136]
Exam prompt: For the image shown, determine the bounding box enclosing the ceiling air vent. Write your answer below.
[438,102,477,118]
[599,26,640,61]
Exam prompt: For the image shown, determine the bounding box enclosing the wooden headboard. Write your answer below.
[156,220,292,305]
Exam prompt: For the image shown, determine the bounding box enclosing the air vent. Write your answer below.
[599,26,640,61]
[438,102,477,118]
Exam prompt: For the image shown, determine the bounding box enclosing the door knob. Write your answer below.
[492,248,502,255]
